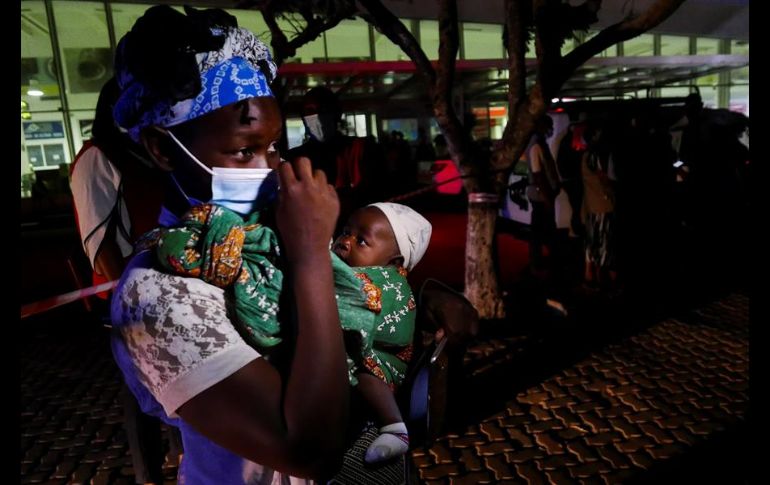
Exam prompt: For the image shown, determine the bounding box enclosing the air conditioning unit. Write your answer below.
[64,47,113,94]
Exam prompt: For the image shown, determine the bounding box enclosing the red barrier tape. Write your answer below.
[21,166,490,319]
[21,280,118,319]
[386,173,466,202]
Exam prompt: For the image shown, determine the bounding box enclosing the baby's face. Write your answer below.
[333,207,400,268]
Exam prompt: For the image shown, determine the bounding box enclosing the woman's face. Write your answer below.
[175,96,282,170]
[168,96,283,200]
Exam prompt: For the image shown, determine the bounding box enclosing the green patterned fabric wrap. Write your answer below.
[329,253,378,386]
[155,204,284,348]
[152,204,391,386]
[351,266,416,388]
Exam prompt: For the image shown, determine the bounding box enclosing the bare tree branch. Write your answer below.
[533,0,564,92]
[492,0,534,177]
[286,10,354,55]
[260,0,356,65]
[261,4,290,66]
[297,3,315,24]
[505,0,528,113]
[358,0,436,87]
[550,0,686,95]
[435,0,458,101]
[434,0,470,179]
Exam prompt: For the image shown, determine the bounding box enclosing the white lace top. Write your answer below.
[111,250,260,418]
[111,250,315,484]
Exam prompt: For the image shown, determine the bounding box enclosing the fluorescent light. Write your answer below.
[27,78,44,97]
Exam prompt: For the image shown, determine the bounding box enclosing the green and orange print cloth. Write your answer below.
[141,203,414,387]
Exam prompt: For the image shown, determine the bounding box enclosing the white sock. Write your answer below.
[364,422,409,464]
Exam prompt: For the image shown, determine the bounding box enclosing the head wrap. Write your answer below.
[368,203,432,272]
[113,6,277,142]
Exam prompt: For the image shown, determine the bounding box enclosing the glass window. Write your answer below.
[660,87,691,99]
[561,38,576,57]
[428,118,441,142]
[730,66,749,117]
[22,1,64,197]
[52,1,112,111]
[729,84,748,117]
[229,9,271,43]
[369,114,379,140]
[660,35,689,56]
[696,73,718,88]
[374,28,407,61]
[623,34,654,56]
[697,82,718,109]
[277,13,326,63]
[326,19,371,61]
[419,20,440,60]
[731,40,748,56]
[372,18,413,61]
[463,22,503,60]
[489,104,508,140]
[731,66,749,84]
[470,106,489,140]
[69,110,98,154]
[526,38,535,59]
[21,1,60,113]
[696,37,719,55]
[23,115,71,169]
[27,145,45,169]
[286,118,306,149]
[382,118,418,141]
[585,31,616,57]
[342,113,368,137]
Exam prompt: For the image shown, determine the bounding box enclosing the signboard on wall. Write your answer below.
[23,121,64,140]
[80,119,94,139]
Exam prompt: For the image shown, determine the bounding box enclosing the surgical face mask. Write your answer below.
[165,130,278,215]
[303,113,337,143]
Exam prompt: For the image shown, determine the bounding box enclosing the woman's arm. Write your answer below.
[70,147,131,279]
[175,157,348,479]
[92,220,128,281]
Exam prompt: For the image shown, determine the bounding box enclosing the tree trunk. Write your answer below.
[464,193,505,319]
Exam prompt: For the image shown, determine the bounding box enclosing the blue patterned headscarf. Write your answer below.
[113,6,277,142]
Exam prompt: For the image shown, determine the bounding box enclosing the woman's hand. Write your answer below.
[275,157,339,264]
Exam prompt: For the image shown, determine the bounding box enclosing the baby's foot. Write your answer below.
[364,422,409,464]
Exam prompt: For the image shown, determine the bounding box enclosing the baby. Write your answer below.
[147,201,431,464]
[332,202,432,464]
